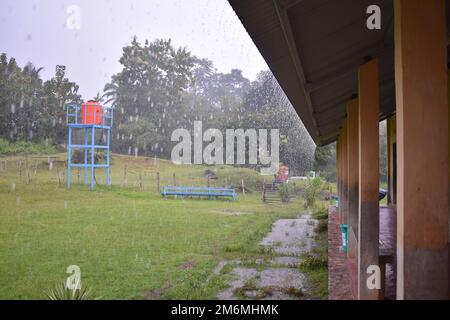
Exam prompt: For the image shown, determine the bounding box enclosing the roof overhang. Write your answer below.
[229,0,398,146]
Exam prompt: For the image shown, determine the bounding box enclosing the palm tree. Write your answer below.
[102,78,119,106]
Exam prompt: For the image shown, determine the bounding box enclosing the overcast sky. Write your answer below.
[0,0,268,100]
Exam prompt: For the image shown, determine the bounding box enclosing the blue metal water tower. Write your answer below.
[66,101,113,191]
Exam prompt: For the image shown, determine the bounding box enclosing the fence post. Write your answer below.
[18,160,22,179]
[207,176,210,188]
[173,173,176,186]
[123,164,127,188]
[262,180,266,202]
[26,158,30,185]
[56,167,61,186]
[139,171,143,191]
[241,179,245,196]
[34,160,38,176]
[156,172,160,193]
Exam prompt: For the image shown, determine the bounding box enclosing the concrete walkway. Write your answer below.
[216,214,320,300]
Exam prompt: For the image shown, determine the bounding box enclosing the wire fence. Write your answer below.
[0,156,263,196]
[0,156,315,204]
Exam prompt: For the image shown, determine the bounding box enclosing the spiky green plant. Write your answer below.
[46,282,100,300]
[278,183,293,203]
[304,177,324,208]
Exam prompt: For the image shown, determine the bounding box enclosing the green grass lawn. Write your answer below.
[0,153,304,299]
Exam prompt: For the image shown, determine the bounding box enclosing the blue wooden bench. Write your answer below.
[161,186,237,201]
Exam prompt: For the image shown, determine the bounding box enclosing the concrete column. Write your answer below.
[337,130,343,221]
[387,115,396,205]
[347,99,359,259]
[336,136,341,214]
[448,69,450,299]
[394,0,448,299]
[357,58,380,300]
[341,121,347,223]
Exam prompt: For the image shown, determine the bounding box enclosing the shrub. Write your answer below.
[0,138,59,155]
[312,205,328,220]
[46,282,100,300]
[278,183,293,203]
[304,177,324,208]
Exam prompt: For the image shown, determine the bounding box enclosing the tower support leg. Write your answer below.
[91,126,95,191]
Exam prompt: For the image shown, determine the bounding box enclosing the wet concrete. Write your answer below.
[216,214,319,300]
[217,267,306,300]
[260,216,318,255]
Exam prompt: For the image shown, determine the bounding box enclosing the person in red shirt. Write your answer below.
[274,163,289,183]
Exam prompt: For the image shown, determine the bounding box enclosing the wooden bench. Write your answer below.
[161,186,237,201]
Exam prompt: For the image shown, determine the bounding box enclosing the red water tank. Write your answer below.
[81,101,103,125]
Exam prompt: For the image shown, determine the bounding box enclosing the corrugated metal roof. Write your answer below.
[229,0,397,146]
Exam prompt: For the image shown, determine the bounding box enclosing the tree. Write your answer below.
[38,67,82,144]
[104,37,196,156]
[313,143,336,182]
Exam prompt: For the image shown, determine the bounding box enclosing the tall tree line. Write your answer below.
[0,54,82,145]
[0,37,315,174]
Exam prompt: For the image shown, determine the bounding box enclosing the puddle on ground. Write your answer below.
[216,214,319,300]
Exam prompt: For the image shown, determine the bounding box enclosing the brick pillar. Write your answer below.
[357,58,380,300]
[347,99,359,259]
[394,0,448,299]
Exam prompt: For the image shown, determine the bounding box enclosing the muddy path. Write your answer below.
[215,213,325,300]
